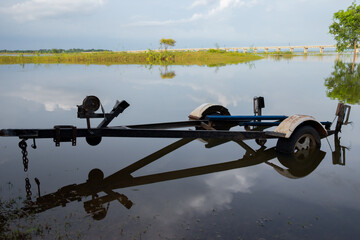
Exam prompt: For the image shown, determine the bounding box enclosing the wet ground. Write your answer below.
[0,54,359,239]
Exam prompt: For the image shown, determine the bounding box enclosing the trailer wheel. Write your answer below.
[276,148,326,178]
[276,125,320,155]
[199,106,230,120]
[194,105,232,130]
[86,136,102,146]
[88,168,104,185]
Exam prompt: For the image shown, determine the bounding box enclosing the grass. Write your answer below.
[0,50,263,66]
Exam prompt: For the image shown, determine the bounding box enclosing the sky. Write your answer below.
[0,0,357,51]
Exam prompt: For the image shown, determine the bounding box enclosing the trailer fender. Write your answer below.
[188,103,230,120]
[274,114,327,138]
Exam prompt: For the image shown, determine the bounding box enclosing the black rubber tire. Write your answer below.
[86,136,102,146]
[196,105,232,130]
[276,148,326,178]
[276,125,321,155]
[88,168,104,184]
[199,105,230,120]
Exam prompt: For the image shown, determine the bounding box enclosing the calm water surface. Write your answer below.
[0,54,359,239]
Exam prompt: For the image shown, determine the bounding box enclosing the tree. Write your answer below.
[160,38,176,51]
[329,2,360,72]
[160,65,176,79]
[324,60,360,104]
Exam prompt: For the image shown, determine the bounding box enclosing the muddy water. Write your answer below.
[0,54,359,239]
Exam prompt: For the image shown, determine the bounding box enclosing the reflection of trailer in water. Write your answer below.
[0,95,351,171]
[22,135,333,221]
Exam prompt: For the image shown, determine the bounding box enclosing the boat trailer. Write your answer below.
[0,96,351,171]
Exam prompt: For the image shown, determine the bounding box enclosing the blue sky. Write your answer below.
[0,0,356,50]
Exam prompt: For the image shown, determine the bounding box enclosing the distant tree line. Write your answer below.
[0,48,111,53]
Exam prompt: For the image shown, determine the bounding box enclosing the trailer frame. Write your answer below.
[0,95,351,170]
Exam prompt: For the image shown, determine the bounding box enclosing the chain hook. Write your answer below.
[18,139,29,172]
[18,139,27,150]
[31,138,37,149]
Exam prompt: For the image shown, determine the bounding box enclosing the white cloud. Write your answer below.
[209,0,244,16]
[129,76,245,107]
[1,0,105,21]
[205,170,257,193]
[189,0,212,9]
[7,85,80,111]
[184,169,258,214]
[130,0,258,26]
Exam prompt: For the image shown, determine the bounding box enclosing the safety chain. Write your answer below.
[18,139,29,172]
[25,177,32,200]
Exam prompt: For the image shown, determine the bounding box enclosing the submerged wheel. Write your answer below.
[88,168,104,184]
[276,148,326,178]
[276,125,321,155]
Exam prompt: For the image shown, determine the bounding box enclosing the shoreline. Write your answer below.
[0,50,352,66]
[0,51,262,66]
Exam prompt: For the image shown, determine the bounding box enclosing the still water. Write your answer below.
[0,54,359,239]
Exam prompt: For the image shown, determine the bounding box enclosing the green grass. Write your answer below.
[0,50,263,66]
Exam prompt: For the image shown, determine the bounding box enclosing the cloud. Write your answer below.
[130,0,258,26]
[7,85,81,111]
[129,75,245,107]
[180,169,258,214]
[131,167,259,224]
[208,0,255,16]
[1,0,105,21]
[189,0,212,9]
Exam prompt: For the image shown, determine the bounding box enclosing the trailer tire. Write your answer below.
[199,106,230,120]
[196,105,232,130]
[275,148,326,178]
[276,125,320,155]
[86,136,102,146]
[88,168,104,185]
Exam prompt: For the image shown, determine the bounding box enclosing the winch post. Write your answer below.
[332,133,346,166]
[253,97,265,116]
[253,96,267,146]
[335,103,351,133]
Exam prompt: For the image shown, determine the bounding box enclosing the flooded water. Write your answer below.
[0,54,360,239]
